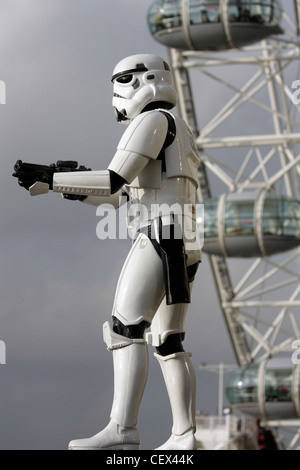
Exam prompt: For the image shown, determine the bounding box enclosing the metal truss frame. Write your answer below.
[168,2,300,372]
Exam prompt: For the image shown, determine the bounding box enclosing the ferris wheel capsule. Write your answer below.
[201,190,300,258]
[226,356,300,421]
[147,0,283,51]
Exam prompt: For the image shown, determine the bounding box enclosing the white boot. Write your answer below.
[69,323,148,450]
[68,419,140,451]
[155,351,197,450]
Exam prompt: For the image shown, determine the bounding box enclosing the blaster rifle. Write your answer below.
[13,159,91,198]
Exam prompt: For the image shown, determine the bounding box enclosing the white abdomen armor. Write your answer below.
[127,112,201,265]
[129,112,200,190]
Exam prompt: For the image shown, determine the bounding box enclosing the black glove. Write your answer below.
[13,160,56,190]
[13,160,91,199]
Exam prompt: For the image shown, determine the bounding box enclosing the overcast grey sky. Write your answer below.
[0,0,294,450]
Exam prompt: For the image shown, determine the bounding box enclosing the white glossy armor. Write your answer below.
[70,322,148,450]
[51,55,202,450]
[111,53,178,123]
[53,110,201,263]
[155,352,196,450]
[53,109,202,321]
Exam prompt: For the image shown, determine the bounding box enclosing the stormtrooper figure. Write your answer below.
[14,54,202,450]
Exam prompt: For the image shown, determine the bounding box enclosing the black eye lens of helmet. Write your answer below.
[116,74,133,84]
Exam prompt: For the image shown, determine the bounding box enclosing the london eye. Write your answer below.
[148,0,300,450]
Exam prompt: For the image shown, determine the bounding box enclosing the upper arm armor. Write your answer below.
[108,111,169,183]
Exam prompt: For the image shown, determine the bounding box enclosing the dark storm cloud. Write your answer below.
[0,0,237,450]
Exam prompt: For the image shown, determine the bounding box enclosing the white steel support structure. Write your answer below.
[169,1,300,368]
[167,2,300,447]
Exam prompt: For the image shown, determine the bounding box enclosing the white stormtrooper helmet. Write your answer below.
[112,54,178,123]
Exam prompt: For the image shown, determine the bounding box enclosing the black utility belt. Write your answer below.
[139,222,199,305]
